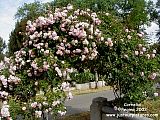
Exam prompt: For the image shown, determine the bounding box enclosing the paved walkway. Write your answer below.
[65,90,115,115]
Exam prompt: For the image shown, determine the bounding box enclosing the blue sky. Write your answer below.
[0,0,158,45]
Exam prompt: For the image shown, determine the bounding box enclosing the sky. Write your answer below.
[0,0,53,44]
[0,0,158,45]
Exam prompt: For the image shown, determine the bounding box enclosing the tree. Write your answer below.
[15,1,46,21]
[8,1,46,56]
[8,1,50,56]
[8,19,27,56]
[155,0,160,40]
[53,0,154,30]
[0,37,6,61]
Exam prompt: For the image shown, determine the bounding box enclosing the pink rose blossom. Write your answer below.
[149,73,157,80]
[81,55,86,61]
[67,4,73,10]
[65,50,71,54]
[140,72,144,77]
[52,100,60,106]
[58,110,66,116]
[45,43,48,48]
[75,49,81,53]
[55,67,62,77]
[22,107,26,111]
[29,41,32,45]
[134,51,139,56]
[139,51,143,55]
[137,33,143,38]
[84,47,89,54]
[28,73,32,77]
[31,102,37,108]
[146,54,150,59]
[153,49,156,54]
[107,38,113,47]
[124,54,128,58]
[151,54,155,58]
[105,13,109,16]
[105,41,108,46]
[125,29,129,32]
[127,35,132,39]
[35,111,42,118]
[101,37,104,41]
[154,92,158,97]
[43,64,50,71]
[44,50,49,55]
[142,47,146,52]
[83,39,89,45]
[52,31,57,37]
[56,50,63,56]
[138,44,142,48]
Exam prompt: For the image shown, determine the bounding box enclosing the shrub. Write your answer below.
[97,13,159,104]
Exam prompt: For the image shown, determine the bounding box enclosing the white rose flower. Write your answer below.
[134,51,139,56]
[22,107,26,111]
[154,92,158,97]
[153,49,156,54]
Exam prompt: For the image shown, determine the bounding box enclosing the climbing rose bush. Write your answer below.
[0,4,105,120]
[97,13,159,104]
[25,5,102,63]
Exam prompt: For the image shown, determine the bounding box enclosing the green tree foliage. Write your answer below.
[8,19,27,56]
[121,0,148,29]
[8,1,49,56]
[0,37,6,60]
[8,1,50,56]
[156,0,160,40]
[15,1,46,20]
[53,0,117,12]
[54,0,154,29]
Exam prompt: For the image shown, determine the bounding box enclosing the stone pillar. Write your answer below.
[90,97,108,120]
[95,72,98,88]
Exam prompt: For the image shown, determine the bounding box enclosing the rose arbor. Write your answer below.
[0,4,104,120]
[0,4,158,120]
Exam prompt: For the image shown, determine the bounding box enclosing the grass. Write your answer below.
[57,112,90,120]
[71,86,112,95]
[141,97,160,120]
[141,88,160,120]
